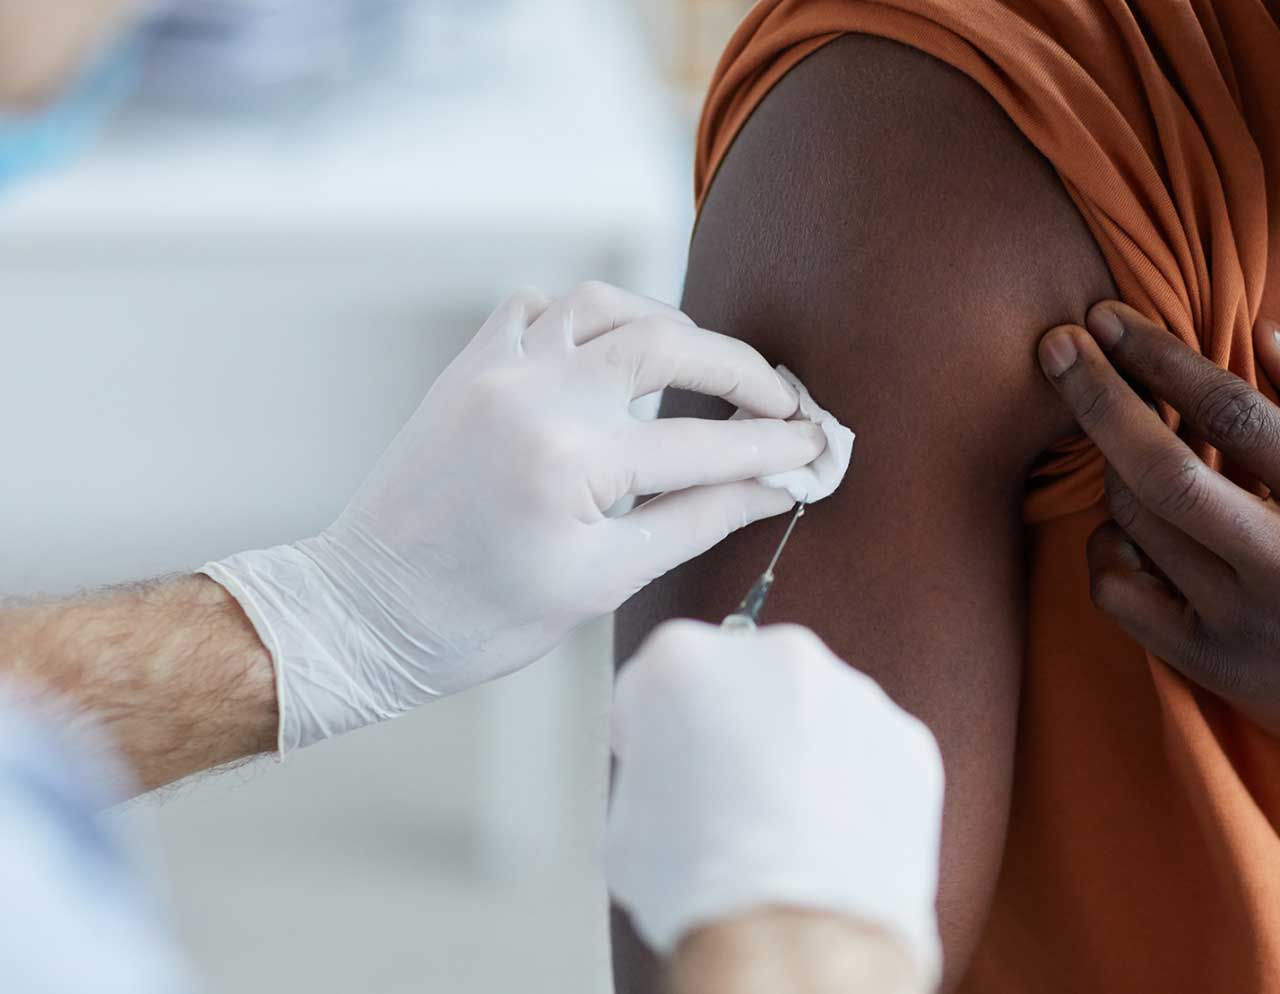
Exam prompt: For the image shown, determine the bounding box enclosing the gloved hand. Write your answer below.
[606,620,945,988]
[202,284,824,753]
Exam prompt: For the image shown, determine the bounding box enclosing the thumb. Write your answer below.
[1252,315,1280,394]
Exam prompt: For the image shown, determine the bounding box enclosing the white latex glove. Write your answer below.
[606,620,945,988]
[202,284,825,753]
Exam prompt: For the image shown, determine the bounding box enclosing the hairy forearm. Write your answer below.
[0,575,277,793]
[671,908,925,994]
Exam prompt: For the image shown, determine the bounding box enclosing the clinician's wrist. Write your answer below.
[190,576,279,759]
[201,539,416,754]
[671,907,926,994]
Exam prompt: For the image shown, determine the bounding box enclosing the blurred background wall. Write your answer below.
[631,0,755,113]
[0,1,754,992]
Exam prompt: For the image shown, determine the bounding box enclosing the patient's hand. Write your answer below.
[1040,301,1280,736]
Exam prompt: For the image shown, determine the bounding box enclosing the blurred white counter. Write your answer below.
[0,0,691,293]
[0,2,691,991]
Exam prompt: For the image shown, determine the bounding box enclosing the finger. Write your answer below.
[522,281,692,356]
[577,318,799,418]
[614,417,825,499]
[1252,315,1280,398]
[1086,301,1280,489]
[1085,522,1246,696]
[1085,520,1209,666]
[614,480,796,579]
[1039,323,1264,562]
[1102,463,1236,609]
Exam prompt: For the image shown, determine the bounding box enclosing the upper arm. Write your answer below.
[614,34,1114,990]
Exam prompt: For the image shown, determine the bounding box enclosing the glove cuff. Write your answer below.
[200,543,393,756]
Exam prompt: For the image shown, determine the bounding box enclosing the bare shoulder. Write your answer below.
[613,34,1113,993]
[686,32,1112,462]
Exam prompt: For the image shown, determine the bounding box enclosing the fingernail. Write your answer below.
[799,421,826,453]
[1088,306,1125,349]
[1113,537,1143,571]
[1039,330,1079,378]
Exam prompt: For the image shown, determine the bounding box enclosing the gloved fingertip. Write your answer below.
[774,368,801,415]
[795,419,828,454]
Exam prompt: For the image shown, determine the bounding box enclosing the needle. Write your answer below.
[765,502,805,576]
[721,502,806,632]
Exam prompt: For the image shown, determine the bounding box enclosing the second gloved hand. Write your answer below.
[203,283,824,753]
[606,621,945,988]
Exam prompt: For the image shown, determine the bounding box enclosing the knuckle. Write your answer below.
[1135,452,1209,519]
[504,419,590,504]
[1073,382,1116,431]
[571,280,616,312]
[633,631,702,692]
[1181,633,1244,695]
[646,618,708,655]
[749,418,791,448]
[1105,473,1141,529]
[672,306,698,327]
[763,623,832,660]
[642,630,729,698]
[506,285,547,311]
[1194,380,1273,450]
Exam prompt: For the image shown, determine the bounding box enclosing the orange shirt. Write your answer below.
[697,2,1280,990]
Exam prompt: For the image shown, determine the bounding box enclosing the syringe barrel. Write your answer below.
[727,572,774,627]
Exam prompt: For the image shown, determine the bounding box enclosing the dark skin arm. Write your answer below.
[614,35,1114,991]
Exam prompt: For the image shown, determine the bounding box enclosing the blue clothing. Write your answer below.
[2,20,196,994]
[0,693,196,993]
[0,37,142,191]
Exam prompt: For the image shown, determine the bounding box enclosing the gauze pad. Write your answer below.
[737,365,854,503]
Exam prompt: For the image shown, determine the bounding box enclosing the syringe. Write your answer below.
[721,502,806,633]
